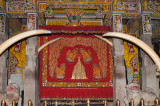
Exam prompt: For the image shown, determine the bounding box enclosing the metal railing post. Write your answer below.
[28,100,32,106]
[155,98,159,105]
[140,98,144,106]
[55,100,58,106]
[130,99,134,106]
[116,99,120,106]
[12,100,16,106]
[44,100,47,106]
[87,99,90,106]
[1,100,6,106]
[104,100,107,106]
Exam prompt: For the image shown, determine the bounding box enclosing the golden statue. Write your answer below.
[71,56,88,79]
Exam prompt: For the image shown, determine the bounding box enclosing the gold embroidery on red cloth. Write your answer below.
[93,64,102,80]
[55,63,66,80]
[80,48,92,63]
[66,48,78,63]
[71,56,88,79]
[42,36,113,87]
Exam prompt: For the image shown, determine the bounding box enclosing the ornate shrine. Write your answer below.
[0,0,159,106]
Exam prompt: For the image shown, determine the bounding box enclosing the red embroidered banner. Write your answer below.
[39,26,113,99]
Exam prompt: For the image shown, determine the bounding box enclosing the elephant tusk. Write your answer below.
[38,37,61,53]
[94,35,113,46]
[103,32,160,72]
[0,29,51,55]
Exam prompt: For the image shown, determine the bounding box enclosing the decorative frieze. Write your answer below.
[38,2,108,10]
[38,0,111,3]
[113,1,139,18]
[80,19,102,26]
[46,19,69,25]
[7,2,36,14]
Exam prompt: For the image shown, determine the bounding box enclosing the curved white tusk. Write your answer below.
[103,32,160,72]
[38,37,61,53]
[94,35,113,46]
[0,29,51,55]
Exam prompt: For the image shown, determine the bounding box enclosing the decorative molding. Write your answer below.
[46,19,69,25]
[38,0,111,3]
[7,2,36,14]
[80,19,102,26]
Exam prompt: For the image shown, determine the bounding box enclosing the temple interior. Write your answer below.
[0,0,160,106]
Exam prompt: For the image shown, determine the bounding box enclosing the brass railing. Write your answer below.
[1,100,33,106]
[1,98,160,106]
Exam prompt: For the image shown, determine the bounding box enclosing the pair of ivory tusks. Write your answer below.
[0,30,51,55]
[38,38,61,52]
[94,35,113,46]
[103,32,160,72]
[0,30,159,72]
[38,35,113,53]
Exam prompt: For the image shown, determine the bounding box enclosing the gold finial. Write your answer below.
[87,99,90,106]
[55,100,58,106]
[104,100,107,106]
[1,100,6,106]
[12,100,16,106]
[28,100,32,106]
[116,99,120,106]
[140,98,144,106]
[44,100,47,106]
[155,98,159,105]
[130,99,134,106]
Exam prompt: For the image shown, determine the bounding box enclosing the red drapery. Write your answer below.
[39,26,113,99]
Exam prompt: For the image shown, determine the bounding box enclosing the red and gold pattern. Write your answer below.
[39,26,113,98]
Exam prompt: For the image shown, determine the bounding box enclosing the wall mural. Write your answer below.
[123,25,140,86]
[8,24,27,94]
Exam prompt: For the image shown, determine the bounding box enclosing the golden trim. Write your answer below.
[54,10,66,13]
[81,19,102,21]
[40,97,113,101]
[83,10,96,13]
[38,1,111,3]
[124,13,139,15]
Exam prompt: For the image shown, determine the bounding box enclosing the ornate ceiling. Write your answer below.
[0,0,159,26]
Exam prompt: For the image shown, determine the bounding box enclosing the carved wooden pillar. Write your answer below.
[112,14,126,106]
